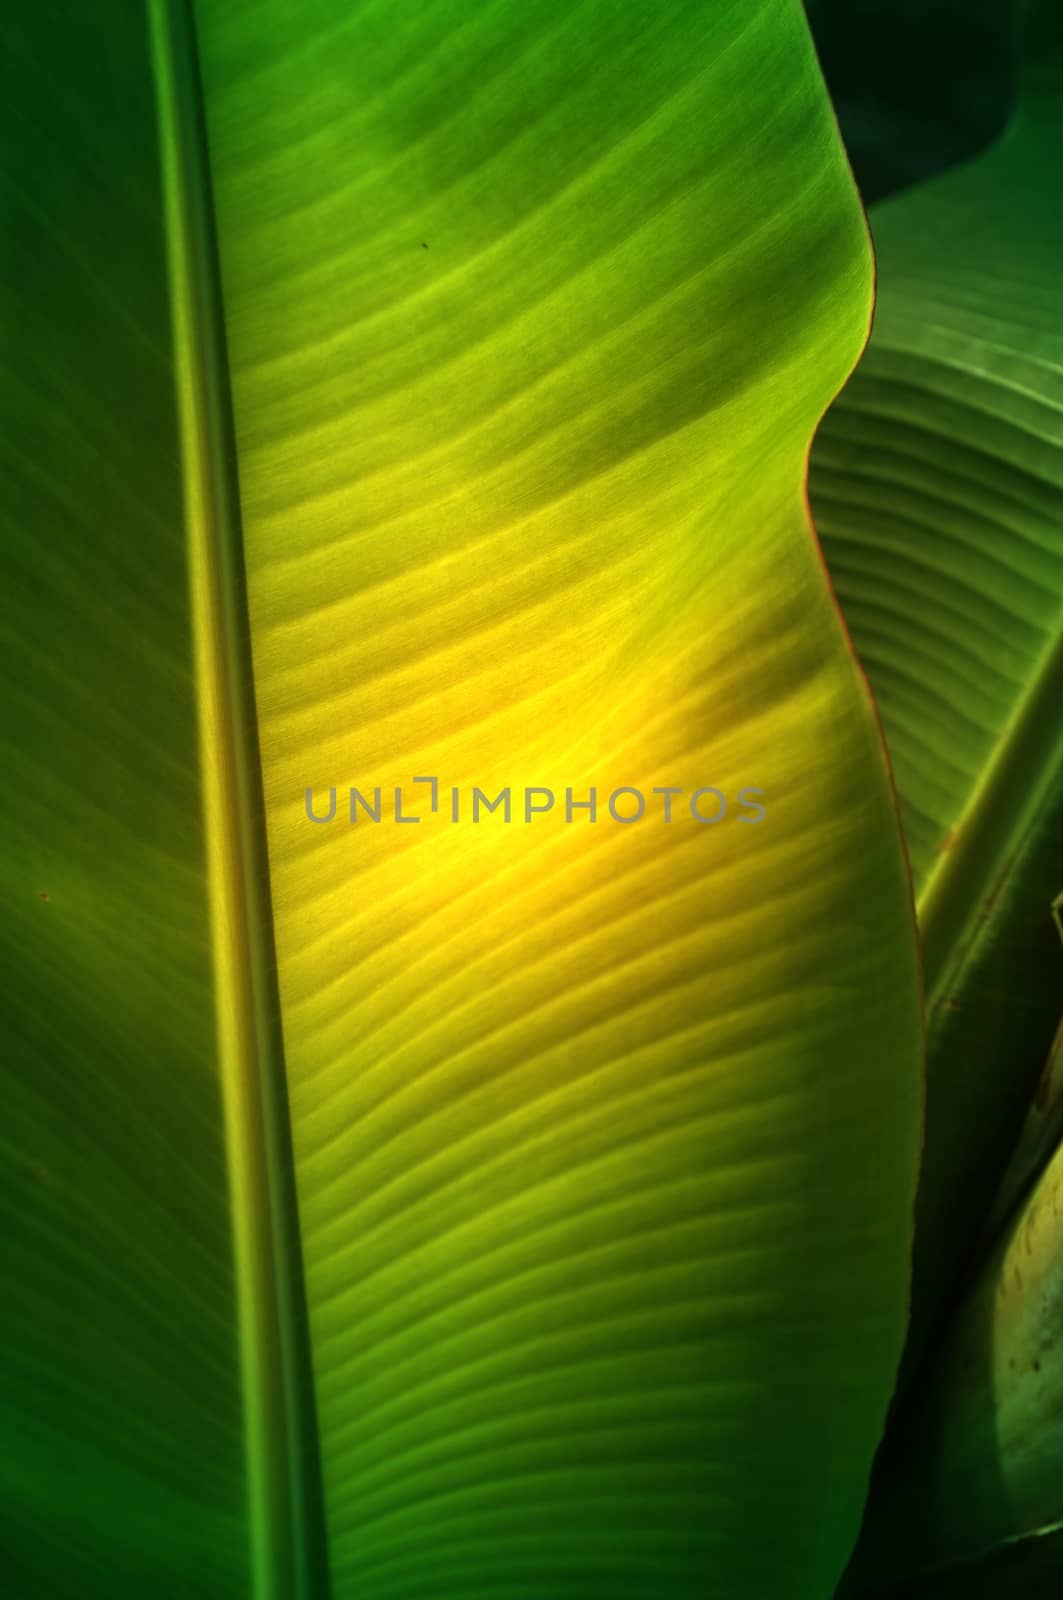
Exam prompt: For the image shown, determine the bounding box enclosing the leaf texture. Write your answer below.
[1,3,921,1596]
[809,0,1063,1367]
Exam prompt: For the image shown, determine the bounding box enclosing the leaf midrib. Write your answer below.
[148,5,329,1597]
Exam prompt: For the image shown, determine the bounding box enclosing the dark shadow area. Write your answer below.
[832,1279,1005,1596]
[805,0,1017,205]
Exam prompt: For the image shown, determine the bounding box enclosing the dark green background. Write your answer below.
[808,0,1016,203]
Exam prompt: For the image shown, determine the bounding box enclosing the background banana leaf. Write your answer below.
[841,1006,1063,1596]
[810,0,1063,1380]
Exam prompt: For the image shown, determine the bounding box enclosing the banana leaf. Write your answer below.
[1,3,921,1596]
[810,0,1063,1374]
[841,1002,1063,1596]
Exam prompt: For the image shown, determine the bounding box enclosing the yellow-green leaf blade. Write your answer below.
[193,1,922,1595]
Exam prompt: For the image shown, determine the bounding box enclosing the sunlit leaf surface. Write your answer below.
[1,3,921,1596]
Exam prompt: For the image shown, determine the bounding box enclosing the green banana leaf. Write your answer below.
[809,0,1063,1374]
[1,3,921,1596]
[985,995,1063,1239]
[840,1005,1063,1597]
